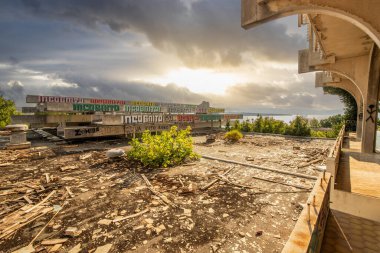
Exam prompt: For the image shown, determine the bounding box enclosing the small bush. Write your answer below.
[224,130,243,142]
[127,126,199,168]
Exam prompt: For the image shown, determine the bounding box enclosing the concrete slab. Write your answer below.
[335,133,380,198]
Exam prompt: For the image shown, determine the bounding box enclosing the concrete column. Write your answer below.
[5,124,31,150]
[57,122,66,137]
[362,45,380,153]
[356,111,363,140]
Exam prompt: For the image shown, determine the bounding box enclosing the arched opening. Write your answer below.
[322,87,358,132]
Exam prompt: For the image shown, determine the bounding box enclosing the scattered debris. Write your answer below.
[65,227,81,237]
[60,165,78,172]
[255,230,263,237]
[98,219,112,226]
[106,149,125,158]
[0,134,333,252]
[94,243,113,253]
[112,208,150,223]
[12,244,35,253]
[67,243,81,253]
[245,156,255,161]
[206,134,216,143]
[201,167,234,190]
[41,238,68,245]
[141,174,177,207]
[298,158,323,168]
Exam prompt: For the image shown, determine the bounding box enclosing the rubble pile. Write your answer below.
[0,134,334,253]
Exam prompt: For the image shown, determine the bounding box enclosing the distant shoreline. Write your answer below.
[228,112,291,116]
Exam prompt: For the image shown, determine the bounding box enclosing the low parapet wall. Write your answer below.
[326,125,345,178]
[282,173,331,253]
[331,190,380,222]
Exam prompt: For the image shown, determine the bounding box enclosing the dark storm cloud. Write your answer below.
[2,0,305,67]
[0,80,25,103]
[0,0,344,114]
[52,75,207,104]
[0,75,206,106]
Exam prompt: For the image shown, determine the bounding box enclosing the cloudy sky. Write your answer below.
[0,0,343,114]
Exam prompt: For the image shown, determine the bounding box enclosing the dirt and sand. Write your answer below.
[0,133,334,253]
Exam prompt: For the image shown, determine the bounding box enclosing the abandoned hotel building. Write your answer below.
[242,0,380,252]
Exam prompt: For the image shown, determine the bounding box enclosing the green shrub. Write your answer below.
[225,119,231,131]
[311,128,340,138]
[285,116,311,136]
[253,115,263,132]
[309,118,320,128]
[241,120,251,132]
[311,130,327,138]
[127,126,199,168]
[320,114,344,128]
[224,130,243,142]
[0,95,16,129]
[232,120,241,130]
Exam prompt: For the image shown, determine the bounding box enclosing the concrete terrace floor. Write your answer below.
[321,210,380,253]
[322,132,380,253]
[335,133,380,198]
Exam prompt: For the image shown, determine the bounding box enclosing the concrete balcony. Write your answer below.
[315,72,341,88]
[298,49,335,74]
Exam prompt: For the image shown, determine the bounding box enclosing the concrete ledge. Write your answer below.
[282,173,331,253]
[5,124,29,131]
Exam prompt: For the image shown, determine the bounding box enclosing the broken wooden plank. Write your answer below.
[94,243,112,253]
[48,244,62,252]
[141,174,177,208]
[0,207,53,239]
[40,238,68,246]
[29,204,64,244]
[67,244,81,253]
[60,165,78,172]
[298,158,323,168]
[113,208,150,223]
[44,173,50,184]
[24,190,56,213]
[11,244,35,253]
[23,196,33,204]
[201,167,234,191]
[65,186,75,198]
[218,175,260,190]
[250,175,312,190]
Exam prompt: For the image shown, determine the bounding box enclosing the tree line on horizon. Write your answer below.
[225,115,346,138]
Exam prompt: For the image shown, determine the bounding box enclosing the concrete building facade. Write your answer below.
[242,0,380,154]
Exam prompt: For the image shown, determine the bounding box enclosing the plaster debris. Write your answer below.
[0,133,333,252]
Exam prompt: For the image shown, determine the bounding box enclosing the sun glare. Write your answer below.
[149,67,245,94]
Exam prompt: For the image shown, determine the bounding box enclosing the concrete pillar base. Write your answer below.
[5,124,30,150]
[5,142,31,150]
